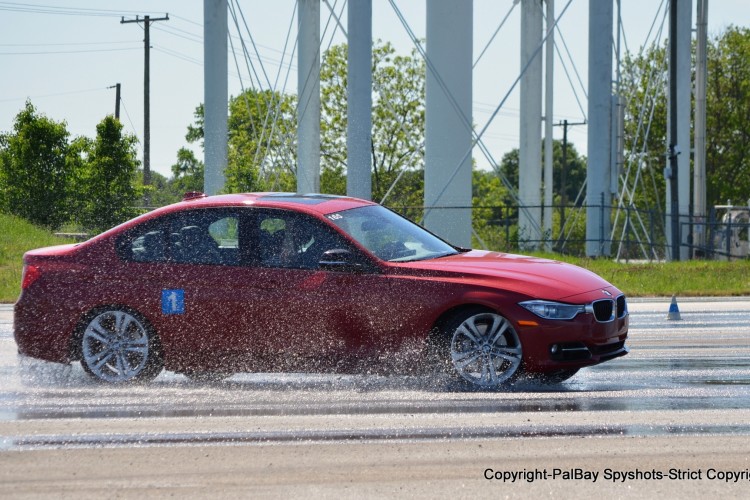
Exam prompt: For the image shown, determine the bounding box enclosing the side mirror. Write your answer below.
[319,248,365,273]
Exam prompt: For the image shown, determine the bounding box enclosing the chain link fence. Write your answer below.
[387,203,750,262]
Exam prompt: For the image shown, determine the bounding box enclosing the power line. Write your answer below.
[0,86,110,103]
[0,46,141,56]
[0,2,157,17]
[152,46,201,67]
[118,97,139,140]
[0,40,140,47]
[152,24,203,44]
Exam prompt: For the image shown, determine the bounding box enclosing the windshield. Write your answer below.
[326,205,459,262]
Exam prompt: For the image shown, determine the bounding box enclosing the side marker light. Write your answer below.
[517,320,539,327]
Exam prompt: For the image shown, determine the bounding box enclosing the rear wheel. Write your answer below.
[435,308,523,389]
[79,308,163,383]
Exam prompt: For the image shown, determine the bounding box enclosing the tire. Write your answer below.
[79,308,163,383]
[435,308,523,389]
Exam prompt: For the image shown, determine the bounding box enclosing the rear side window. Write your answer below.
[130,230,166,262]
[118,209,243,266]
[169,216,234,265]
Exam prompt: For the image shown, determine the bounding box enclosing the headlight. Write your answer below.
[519,300,585,320]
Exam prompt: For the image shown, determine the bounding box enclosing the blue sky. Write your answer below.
[1,0,748,178]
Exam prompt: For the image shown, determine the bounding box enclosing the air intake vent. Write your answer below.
[591,299,615,322]
[616,295,628,319]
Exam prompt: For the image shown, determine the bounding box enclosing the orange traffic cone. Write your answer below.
[667,295,682,320]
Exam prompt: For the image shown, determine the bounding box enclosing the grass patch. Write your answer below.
[531,252,750,297]
[0,213,75,303]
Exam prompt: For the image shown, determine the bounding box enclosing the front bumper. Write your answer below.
[515,300,629,372]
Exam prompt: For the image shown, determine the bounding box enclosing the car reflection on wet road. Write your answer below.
[2,298,750,449]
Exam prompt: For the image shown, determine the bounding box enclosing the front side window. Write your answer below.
[168,211,240,265]
[253,211,348,270]
[326,205,458,262]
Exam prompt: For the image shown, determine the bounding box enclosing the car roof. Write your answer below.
[88,192,377,243]
[178,192,376,214]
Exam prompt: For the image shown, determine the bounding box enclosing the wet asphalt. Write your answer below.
[1,298,750,449]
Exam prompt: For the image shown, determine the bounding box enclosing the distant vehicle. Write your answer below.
[713,203,750,260]
[14,193,628,389]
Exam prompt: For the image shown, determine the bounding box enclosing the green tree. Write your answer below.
[185,89,297,193]
[379,169,425,223]
[171,147,204,194]
[143,170,180,208]
[620,26,750,211]
[76,116,140,232]
[319,41,426,205]
[226,89,297,192]
[182,42,425,205]
[498,140,587,207]
[493,141,589,252]
[705,27,750,205]
[0,101,72,227]
[472,169,511,250]
[185,103,205,145]
[620,43,668,214]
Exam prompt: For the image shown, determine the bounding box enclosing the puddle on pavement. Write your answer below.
[4,350,750,421]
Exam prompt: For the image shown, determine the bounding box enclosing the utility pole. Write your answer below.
[554,119,586,249]
[107,83,121,119]
[121,14,169,206]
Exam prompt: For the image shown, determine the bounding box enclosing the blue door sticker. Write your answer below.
[162,289,185,315]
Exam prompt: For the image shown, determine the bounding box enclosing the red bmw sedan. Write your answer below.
[14,192,628,388]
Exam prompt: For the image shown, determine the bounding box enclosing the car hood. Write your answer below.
[393,250,617,301]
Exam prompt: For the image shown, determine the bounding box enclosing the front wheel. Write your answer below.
[436,309,523,389]
[79,308,163,383]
